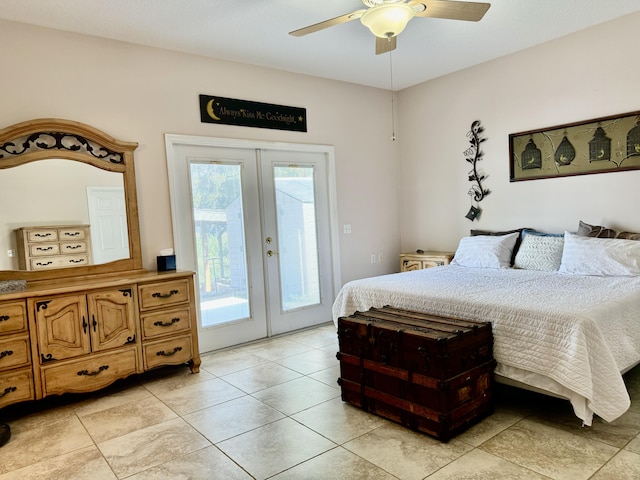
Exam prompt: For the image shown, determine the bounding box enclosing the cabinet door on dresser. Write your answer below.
[33,288,136,363]
[87,288,137,352]
[34,294,90,362]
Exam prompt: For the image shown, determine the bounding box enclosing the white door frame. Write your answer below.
[165,134,342,349]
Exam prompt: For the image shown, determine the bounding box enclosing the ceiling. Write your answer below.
[2,0,640,91]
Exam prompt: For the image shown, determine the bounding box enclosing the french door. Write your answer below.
[165,135,339,352]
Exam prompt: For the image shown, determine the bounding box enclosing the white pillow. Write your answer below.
[514,234,564,271]
[558,231,640,276]
[452,232,519,269]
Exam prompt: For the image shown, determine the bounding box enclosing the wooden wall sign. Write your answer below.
[199,95,307,132]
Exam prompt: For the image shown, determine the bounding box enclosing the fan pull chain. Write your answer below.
[389,46,396,141]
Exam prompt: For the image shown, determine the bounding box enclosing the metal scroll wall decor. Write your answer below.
[464,120,490,221]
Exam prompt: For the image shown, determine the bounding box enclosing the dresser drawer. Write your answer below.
[0,368,35,408]
[58,227,88,240]
[143,335,193,370]
[60,241,89,254]
[141,307,192,339]
[402,259,422,271]
[29,243,60,256]
[27,228,58,243]
[30,254,90,270]
[0,301,27,334]
[42,347,138,396]
[138,279,190,310]
[0,334,31,371]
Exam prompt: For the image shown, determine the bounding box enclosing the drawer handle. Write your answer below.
[0,316,9,322]
[77,365,109,376]
[92,316,97,332]
[36,246,54,251]
[152,290,179,299]
[0,386,17,398]
[66,245,82,250]
[154,318,181,327]
[156,346,183,357]
[83,316,88,334]
[0,350,13,360]
[41,353,56,363]
[64,232,81,237]
[36,261,53,266]
[34,233,52,238]
[69,259,85,264]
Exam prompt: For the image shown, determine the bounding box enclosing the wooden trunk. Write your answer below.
[337,306,495,441]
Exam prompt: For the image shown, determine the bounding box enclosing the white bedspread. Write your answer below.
[332,265,640,425]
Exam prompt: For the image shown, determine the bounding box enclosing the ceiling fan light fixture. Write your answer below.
[360,3,415,38]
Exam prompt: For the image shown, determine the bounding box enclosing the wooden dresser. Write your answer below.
[15,224,92,271]
[0,270,200,408]
[0,118,202,411]
[400,251,455,272]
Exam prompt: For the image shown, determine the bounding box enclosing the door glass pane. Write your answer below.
[190,162,250,326]
[274,165,321,311]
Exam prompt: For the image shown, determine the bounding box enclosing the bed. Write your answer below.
[332,225,640,426]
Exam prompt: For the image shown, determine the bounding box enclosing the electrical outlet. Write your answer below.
[7,249,15,258]
[370,254,376,264]
[343,224,352,234]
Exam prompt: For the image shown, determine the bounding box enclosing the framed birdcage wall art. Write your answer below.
[509,110,640,182]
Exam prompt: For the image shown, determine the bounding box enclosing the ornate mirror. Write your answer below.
[0,118,144,282]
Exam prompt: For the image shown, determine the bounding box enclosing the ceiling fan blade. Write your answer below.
[375,36,397,55]
[409,0,490,22]
[289,9,366,37]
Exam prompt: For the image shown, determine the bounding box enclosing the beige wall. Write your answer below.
[398,12,640,252]
[0,20,400,285]
[3,12,639,285]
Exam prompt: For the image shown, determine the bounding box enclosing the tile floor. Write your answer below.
[0,323,639,480]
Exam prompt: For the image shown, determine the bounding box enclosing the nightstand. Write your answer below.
[400,251,455,272]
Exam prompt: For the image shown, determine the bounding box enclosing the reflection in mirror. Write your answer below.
[0,159,127,271]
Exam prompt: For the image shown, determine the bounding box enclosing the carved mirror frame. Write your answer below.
[0,118,144,282]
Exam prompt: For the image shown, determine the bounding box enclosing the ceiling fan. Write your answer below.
[289,0,491,54]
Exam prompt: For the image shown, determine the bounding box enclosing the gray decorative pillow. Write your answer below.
[576,220,617,238]
[576,220,640,240]
[514,234,564,271]
[617,230,640,240]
